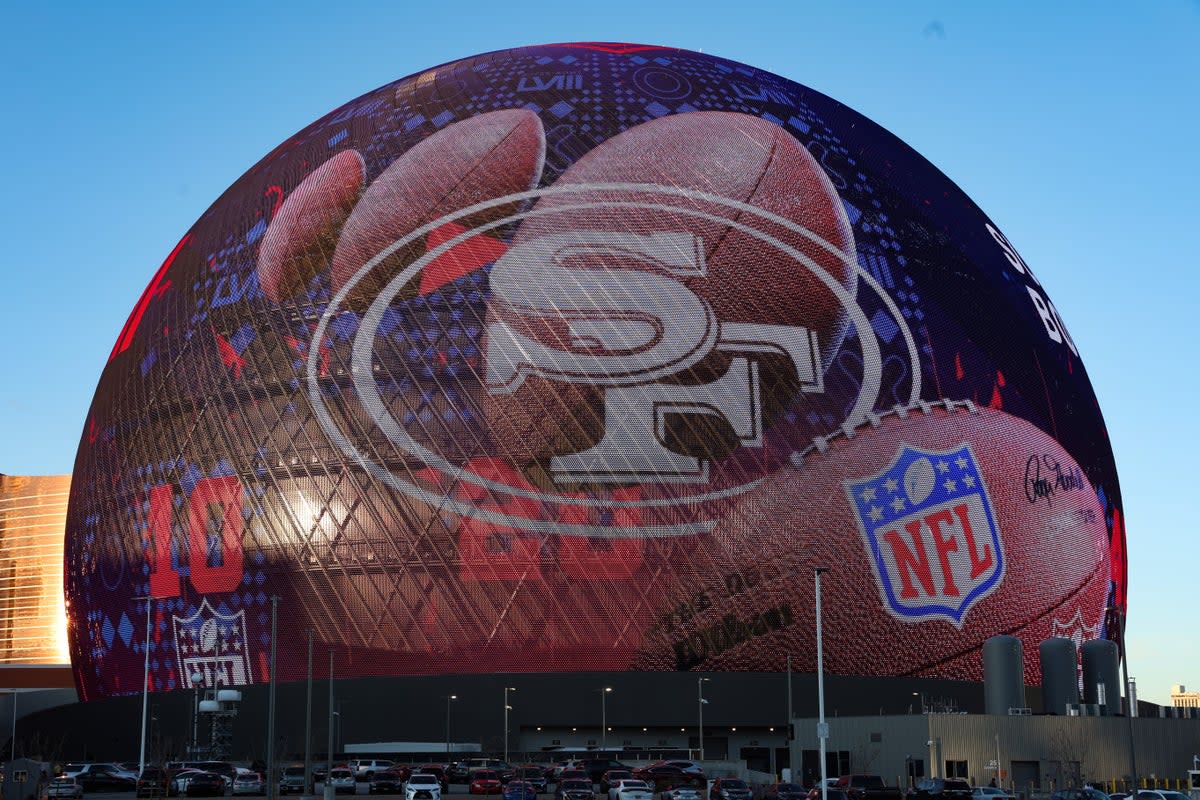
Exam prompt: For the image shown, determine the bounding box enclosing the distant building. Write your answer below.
[0,474,71,666]
[1170,685,1200,708]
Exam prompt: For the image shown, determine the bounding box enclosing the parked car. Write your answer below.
[327,769,356,796]
[418,766,451,792]
[193,764,237,790]
[558,780,596,800]
[602,772,635,794]
[353,761,395,782]
[834,776,904,800]
[610,781,654,800]
[448,763,472,785]
[370,771,408,795]
[170,770,208,796]
[763,784,807,800]
[407,774,443,800]
[971,790,1015,800]
[232,773,265,796]
[650,763,705,778]
[660,785,704,800]
[185,772,228,798]
[515,767,548,793]
[1049,791,1111,800]
[48,778,84,799]
[710,780,753,800]
[909,781,972,800]
[1137,792,1189,800]
[467,760,507,776]
[279,766,307,795]
[506,782,540,800]
[472,771,505,795]
[633,768,687,792]
[581,762,629,785]
[73,765,138,792]
[560,771,590,785]
[138,768,171,797]
[807,791,850,800]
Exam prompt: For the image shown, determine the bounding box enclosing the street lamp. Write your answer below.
[189,671,204,758]
[601,687,613,752]
[134,594,156,776]
[815,567,830,800]
[445,695,458,756]
[503,687,516,763]
[697,677,710,761]
[912,692,925,714]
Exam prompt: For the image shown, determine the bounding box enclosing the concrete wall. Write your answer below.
[788,713,1200,790]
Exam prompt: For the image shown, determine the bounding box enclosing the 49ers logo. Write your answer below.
[312,182,908,538]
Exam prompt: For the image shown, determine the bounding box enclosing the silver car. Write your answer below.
[48,778,84,799]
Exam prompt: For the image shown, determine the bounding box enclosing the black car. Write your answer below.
[514,768,548,794]
[138,768,171,797]
[909,781,972,800]
[765,785,807,800]
[557,780,595,800]
[76,766,137,793]
[185,773,228,798]
[279,766,307,795]
[582,761,629,784]
[636,769,689,793]
[369,771,407,794]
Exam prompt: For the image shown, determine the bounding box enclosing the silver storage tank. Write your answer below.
[1039,637,1079,715]
[1081,638,1121,715]
[983,634,1026,714]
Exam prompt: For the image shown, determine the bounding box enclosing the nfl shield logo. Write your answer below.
[844,442,1005,627]
[172,598,253,687]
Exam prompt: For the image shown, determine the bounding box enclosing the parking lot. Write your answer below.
[81,788,515,800]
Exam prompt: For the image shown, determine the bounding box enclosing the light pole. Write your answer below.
[445,695,458,756]
[189,671,204,758]
[503,687,516,764]
[135,595,156,776]
[305,630,313,798]
[815,567,829,800]
[325,650,334,800]
[601,687,613,752]
[697,677,710,761]
[912,692,925,714]
[266,596,279,800]
[1109,605,1138,789]
[9,689,17,762]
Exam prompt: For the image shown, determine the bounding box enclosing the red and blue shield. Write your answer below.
[844,442,1005,626]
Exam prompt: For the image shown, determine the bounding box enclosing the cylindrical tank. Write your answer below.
[983,635,1026,714]
[1039,637,1079,714]
[1081,638,1121,714]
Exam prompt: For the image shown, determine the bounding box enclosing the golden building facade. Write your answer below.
[0,474,70,665]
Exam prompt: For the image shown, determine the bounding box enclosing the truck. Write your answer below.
[833,775,905,800]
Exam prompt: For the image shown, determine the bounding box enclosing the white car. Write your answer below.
[48,778,84,799]
[610,780,654,800]
[406,774,443,800]
[328,769,357,796]
[660,788,703,800]
[353,760,395,781]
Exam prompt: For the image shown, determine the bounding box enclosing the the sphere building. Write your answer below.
[65,42,1124,707]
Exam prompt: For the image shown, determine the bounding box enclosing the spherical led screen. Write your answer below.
[66,42,1124,699]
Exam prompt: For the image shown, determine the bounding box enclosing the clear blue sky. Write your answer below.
[2,2,1196,704]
